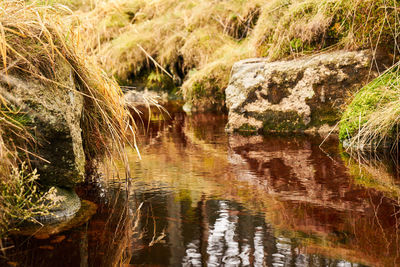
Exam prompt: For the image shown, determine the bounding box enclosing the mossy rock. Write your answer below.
[4,59,86,188]
[236,123,258,136]
[226,50,374,134]
[260,111,307,132]
[238,123,257,132]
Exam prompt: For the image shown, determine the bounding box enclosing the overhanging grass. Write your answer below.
[0,0,132,234]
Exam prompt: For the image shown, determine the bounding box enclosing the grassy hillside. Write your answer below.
[62,0,399,110]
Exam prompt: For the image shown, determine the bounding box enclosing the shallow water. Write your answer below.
[2,110,400,267]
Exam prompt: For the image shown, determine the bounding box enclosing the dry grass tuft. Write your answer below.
[40,0,400,144]
[0,0,132,233]
[0,0,130,159]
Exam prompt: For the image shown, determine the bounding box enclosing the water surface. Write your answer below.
[2,110,400,267]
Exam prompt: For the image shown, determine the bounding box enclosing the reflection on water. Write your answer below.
[2,110,400,267]
[121,111,399,266]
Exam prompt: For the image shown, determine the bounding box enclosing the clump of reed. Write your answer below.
[61,0,399,108]
[340,65,400,151]
[0,0,131,234]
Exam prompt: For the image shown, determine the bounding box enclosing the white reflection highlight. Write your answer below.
[254,226,265,266]
[207,201,240,266]
[182,240,202,267]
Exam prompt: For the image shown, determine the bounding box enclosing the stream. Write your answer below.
[2,107,400,267]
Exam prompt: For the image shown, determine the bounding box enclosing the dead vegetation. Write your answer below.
[0,0,398,232]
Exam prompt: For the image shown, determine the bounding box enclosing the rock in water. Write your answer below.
[225,50,374,134]
[2,60,85,187]
[34,187,82,223]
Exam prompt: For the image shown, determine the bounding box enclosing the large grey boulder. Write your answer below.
[1,60,85,188]
[225,50,375,134]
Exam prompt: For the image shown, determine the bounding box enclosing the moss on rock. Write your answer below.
[64,0,399,109]
[260,111,307,132]
[237,123,258,134]
[0,0,131,233]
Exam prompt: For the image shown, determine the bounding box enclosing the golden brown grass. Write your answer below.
[0,0,130,158]
[54,0,266,108]
[56,0,400,109]
[35,0,400,143]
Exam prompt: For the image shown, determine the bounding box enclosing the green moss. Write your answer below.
[192,79,224,103]
[8,112,32,126]
[339,69,400,140]
[77,0,400,109]
[290,38,303,51]
[237,123,257,135]
[1,105,33,127]
[192,82,206,97]
[235,104,341,134]
[257,111,307,132]
[309,106,340,127]
[146,71,176,92]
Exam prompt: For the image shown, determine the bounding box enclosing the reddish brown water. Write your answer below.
[2,110,400,267]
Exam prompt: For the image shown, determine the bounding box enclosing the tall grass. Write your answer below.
[58,0,399,109]
[0,0,132,233]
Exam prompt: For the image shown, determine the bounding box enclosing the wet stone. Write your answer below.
[34,187,81,224]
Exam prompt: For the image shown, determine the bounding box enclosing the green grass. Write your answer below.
[35,0,398,111]
[339,67,400,147]
[146,71,177,92]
